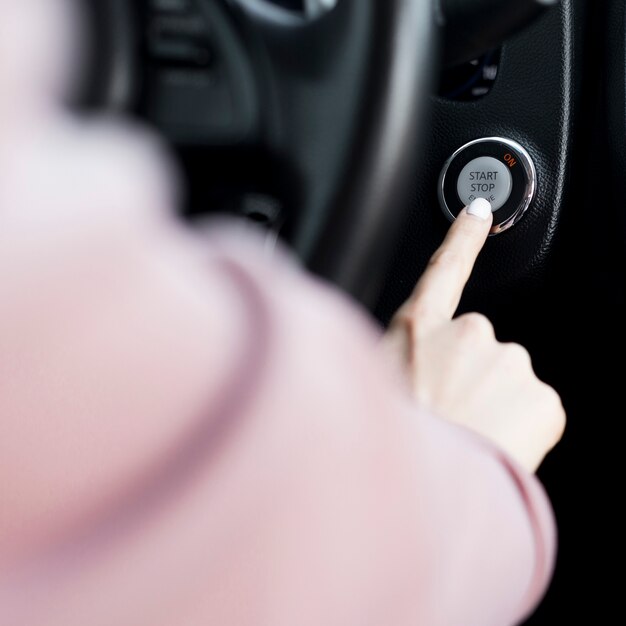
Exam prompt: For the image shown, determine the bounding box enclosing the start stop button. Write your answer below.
[457,156,512,211]
[438,137,536,235]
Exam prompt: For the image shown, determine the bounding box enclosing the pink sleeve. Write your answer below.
[191,229,558,626]
[0,222,555,626]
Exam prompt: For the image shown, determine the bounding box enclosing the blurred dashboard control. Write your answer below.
[439,49,500,101]
[440,0,559,66]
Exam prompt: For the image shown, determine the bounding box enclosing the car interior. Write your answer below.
[79,1,624,622]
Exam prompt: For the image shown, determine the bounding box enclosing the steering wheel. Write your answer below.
[81,0,435,306]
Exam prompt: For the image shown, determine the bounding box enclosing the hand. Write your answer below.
[383,200,566,472]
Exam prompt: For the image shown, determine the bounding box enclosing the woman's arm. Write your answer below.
[0,219,556,626]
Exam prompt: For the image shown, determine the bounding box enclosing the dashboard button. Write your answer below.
[438,137,536,235]
[457,156,512,211]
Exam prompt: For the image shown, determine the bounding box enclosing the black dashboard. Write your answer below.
[84,1,583,308]
[378,1,583,323]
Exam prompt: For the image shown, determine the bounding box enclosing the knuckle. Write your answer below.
[428,248,463,274]
[392,299,438,341]
[456,313,494,342]
[501,343,533,368]
[540,384,567,442]
[407,299,433,324]
[397,300,431,329]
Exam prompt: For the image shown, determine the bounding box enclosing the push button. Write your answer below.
[438,137,536,235]
[457,156,512,211]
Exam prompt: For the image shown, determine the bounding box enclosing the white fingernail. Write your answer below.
[467,198,492,220]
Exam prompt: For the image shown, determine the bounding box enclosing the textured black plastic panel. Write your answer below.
[376,0,582,322]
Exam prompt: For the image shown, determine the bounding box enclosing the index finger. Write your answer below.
[409,199,493,325]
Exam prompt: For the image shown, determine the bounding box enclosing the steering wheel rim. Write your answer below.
[82,0,436,306]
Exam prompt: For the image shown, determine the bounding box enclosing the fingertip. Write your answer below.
[466,198,494,221]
